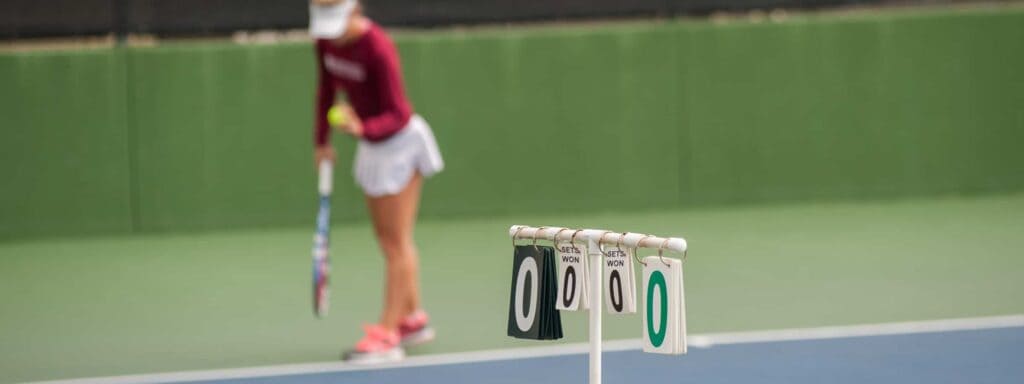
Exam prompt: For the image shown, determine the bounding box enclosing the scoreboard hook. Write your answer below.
[615,233,637,265]
[596,231,615,257]
[657,238,672,266]
[570,229,583,244]
[512,226,527,248]
[553,228,572,248]
[532,226,549,251]
[634,235,655,266]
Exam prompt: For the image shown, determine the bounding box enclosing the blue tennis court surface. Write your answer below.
[36,317,1024,384]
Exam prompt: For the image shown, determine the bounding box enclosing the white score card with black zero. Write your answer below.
[555,242,588,311]
[603,245,636,314]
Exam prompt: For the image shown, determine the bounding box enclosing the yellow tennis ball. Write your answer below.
[327,106,348,126]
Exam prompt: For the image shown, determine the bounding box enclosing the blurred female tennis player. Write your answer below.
[309,0,443,363]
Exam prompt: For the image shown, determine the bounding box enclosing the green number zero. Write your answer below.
[646,270,668,347]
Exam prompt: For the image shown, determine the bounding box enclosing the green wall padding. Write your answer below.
[677,10,1024,205]
[1,6,1022,238]
[126,43,364,231]
[0,50,133,238]
[399,27,684,219]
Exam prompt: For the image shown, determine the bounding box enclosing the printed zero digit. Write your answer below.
[609,270,624,312]
[513,257,539,332]
[562,265,577,308]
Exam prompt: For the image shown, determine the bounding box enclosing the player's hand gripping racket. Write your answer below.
[312,159,333,317]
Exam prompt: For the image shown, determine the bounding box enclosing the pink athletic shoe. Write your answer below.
[342,324,404,364]
[398,310,436,347]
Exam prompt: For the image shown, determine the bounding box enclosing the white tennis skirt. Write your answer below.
[353,114,444,197]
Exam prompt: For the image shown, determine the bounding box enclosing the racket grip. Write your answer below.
[318,160,333,195]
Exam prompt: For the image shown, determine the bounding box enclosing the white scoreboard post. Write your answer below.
[509,226,688,384]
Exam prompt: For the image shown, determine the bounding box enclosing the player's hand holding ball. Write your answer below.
[328,104,363,138]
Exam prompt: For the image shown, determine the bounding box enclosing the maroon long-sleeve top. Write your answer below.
[314,22,412,145]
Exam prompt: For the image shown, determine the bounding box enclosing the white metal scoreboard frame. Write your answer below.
[508,225,689,384]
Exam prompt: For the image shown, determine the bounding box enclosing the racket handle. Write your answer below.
[318,160,333,195]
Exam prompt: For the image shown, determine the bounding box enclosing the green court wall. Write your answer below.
[124,43,356,232]
[1,6,1022,238]
[0,50,133,237]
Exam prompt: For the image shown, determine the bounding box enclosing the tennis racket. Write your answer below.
[312,159,333,317]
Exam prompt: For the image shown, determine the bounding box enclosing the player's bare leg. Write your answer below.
[343,172,434,363]
[367,172,423,329]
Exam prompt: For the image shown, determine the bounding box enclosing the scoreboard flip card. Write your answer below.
[508,245,541,339]
[555,242,588,311]
[641,255,686,354]
[603,245,636,314]
[508,245,564,340]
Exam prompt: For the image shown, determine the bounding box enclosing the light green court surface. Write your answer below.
[2,193,1023,383]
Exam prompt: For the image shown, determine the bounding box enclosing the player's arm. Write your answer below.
[314,42,336,166]
[357,33,412,142]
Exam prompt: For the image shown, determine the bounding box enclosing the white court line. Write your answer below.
[25,314,1024,384]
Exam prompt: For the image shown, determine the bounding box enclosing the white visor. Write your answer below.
[309,0,357,39]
